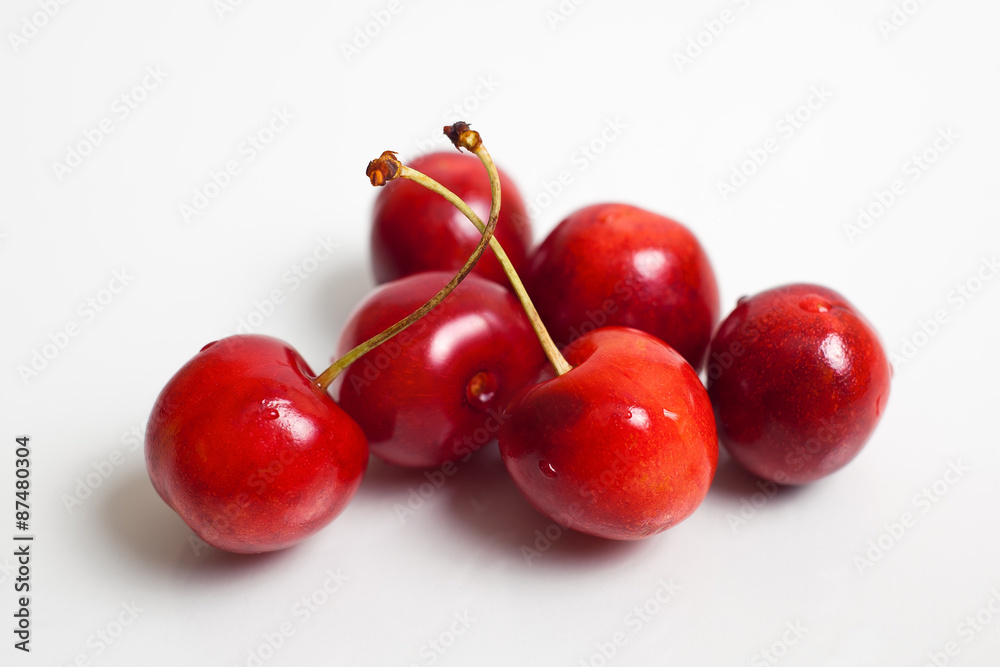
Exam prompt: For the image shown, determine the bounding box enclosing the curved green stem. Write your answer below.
[396,154,572,376]
[314,151,502,391]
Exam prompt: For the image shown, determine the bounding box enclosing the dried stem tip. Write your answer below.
[366,151,402,186]
[444,122,482,152]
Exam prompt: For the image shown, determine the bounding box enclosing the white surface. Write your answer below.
[4,1,1000,665]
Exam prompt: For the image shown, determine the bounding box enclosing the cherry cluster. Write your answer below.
[145,123,891,554]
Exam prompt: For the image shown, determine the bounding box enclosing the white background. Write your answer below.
[3,0,1000,665]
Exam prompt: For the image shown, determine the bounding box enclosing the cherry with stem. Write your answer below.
[366,123,571,377]
[315,140,501,389]
[333,124,547,469]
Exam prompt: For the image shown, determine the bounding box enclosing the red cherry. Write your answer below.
[706,284,892,484]
[525,203,719,372]
[336,272,546,468]
[145,335,368,553]
[498,327,718,540]
[371,151,532,286]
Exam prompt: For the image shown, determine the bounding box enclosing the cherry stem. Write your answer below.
[397,123,573,376]
[314,132,500,391]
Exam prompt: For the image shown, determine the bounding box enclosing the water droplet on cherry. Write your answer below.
[265,408,279,420]
[200,341,219,352]
[875,396,882,417]
[799,294,832,313]
[539,460,557,479]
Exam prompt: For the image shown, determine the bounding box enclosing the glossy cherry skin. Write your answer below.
[145,335,368,553]
[336,272,547,468]
[525,203,719,372]
[371,151,532,286]
[498,327,718,540]
[706,284,891,485]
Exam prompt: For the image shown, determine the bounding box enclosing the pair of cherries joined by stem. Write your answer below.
[145,126,505,553]
[356,133,718,541]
